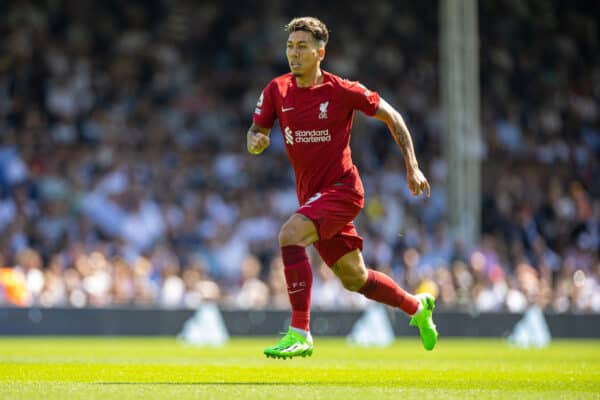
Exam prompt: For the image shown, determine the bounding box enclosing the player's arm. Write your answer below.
[247,123,271,155]
[373,98,430,197]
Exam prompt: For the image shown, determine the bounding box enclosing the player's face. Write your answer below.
[286,31,323,77]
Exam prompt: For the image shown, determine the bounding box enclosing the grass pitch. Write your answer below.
[0,337,599,399]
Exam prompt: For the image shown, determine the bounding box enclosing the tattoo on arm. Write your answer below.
[375,99,419,171]
[389,117,418,170]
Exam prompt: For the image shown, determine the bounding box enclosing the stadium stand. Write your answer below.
[0,0,598,312]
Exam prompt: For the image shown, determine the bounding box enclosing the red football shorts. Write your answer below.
[296,185,364,267]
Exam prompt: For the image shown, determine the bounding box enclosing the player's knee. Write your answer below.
[332,251,368,291]
[338,268,368,292]
[278,222,300,246]
[278,215,317,247]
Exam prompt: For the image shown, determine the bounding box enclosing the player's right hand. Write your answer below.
[407,168,431,198]
[247,131,270,155]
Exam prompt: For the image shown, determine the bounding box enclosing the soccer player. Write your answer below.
[247,17,438,359]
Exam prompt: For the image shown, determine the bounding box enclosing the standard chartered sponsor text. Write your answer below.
[294,129,331,143]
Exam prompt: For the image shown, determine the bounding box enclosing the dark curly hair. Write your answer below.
[285,17,329,45]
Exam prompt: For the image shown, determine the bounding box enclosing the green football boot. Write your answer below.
[264,327,314,359]
[409,293,439,351]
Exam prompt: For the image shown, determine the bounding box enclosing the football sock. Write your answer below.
[358,269,420,315]
[282,245,312,331]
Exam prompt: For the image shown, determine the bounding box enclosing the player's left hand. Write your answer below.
[407,168,430,197]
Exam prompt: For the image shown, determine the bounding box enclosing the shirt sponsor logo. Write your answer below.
[284,126,331,145]
[285,126,294,145]
[319,101,329,119]
[295,129,331,143]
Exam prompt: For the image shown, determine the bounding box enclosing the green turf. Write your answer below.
[0,337,599,399]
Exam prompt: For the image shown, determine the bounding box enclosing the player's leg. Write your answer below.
[330,249,438,351]
[264,213,318,359]
[331,249,419,314]
[264,185,362,359]
[279,213,318,333]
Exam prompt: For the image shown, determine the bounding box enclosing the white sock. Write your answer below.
[412,299,424,316]
[291,326,312,341]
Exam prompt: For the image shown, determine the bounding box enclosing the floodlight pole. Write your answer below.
[440,0,482,248]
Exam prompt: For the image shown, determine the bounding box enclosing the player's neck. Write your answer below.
[295,68,323,88]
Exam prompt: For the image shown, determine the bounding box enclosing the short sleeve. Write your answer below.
[340,79,380,116]
[252,81,277,128]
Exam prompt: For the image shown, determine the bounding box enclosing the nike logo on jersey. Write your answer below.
[281,106,295,112]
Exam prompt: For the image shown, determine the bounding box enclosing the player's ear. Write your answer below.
[318,47,325,61]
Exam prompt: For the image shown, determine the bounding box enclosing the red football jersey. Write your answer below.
[252,71,380,205]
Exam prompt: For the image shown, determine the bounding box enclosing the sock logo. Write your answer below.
[288,281,307,294]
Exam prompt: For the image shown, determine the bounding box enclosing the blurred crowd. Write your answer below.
[0,0,598,313]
